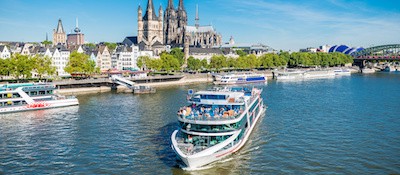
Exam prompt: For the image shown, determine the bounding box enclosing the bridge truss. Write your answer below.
[353,44,400,60]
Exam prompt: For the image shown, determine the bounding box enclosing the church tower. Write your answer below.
[137,0,164,49]
[177,0,187,29]
[164,0,177,45]
[175,0,187,45]
[53,19,66,46]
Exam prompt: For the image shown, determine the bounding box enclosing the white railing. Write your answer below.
[111,75,136,88]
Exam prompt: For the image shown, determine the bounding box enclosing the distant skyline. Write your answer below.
[0,0,399,51]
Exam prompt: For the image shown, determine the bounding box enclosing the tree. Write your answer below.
[170,48,185,66]
[41,40,52,46]
[84,59,98,76]
[161,53,180,72]
[65,51,95,76]
[137,56,150,70]
[260,54,275,68]
[236,50,247,57]
[210,55,227,71]
[187,56,202,71]
[104,42,117,52]
[10,54,35,80]
[246,54,260,69]
[0,58,11,77]
[32,55,56,79]
[200,59,209,69]
[85,43,97,50]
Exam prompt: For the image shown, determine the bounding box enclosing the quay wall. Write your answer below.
[55,86,111,95]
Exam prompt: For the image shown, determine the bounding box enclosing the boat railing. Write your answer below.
[175,136,216,155]
[178,106,244,122]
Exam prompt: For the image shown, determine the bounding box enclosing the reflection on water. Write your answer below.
[1,74,400,174]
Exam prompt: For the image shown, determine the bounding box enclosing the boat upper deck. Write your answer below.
[178,87,262,123]
[0,83,55,92]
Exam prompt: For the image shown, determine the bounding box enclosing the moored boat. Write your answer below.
[361,68,376,74]
[274,70,305,80]
[133,85,156,94]
[303,70,336,79]
[0,83,79,114]
[171,87,266,169]
[333,69,351,76]
[383,66,395,72]
[213,73,267,85]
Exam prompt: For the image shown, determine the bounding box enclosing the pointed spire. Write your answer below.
[178,0,184,10]
[195,4,199,28]
[144,0,157,20]
[74,17,81,33]
[46,33,48,41]
[167,0,174,9]
[56,19,65,33]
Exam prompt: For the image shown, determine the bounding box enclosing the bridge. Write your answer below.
[352,44,400,68]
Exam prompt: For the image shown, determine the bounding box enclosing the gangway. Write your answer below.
[15,87,35,104]
[111,75,136,89]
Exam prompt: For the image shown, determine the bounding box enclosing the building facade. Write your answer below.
[43,46,70,77]
[96,45,112,72]
[67,18,85,48]
[0,46,11,59]
[114,45,140,71]
[53,19,67,46]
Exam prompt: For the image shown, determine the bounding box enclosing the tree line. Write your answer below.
[0,54,55,81]
[137,50,354,72]
[0,51,98,81]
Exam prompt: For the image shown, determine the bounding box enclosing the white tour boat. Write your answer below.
[214,73,267,85]
[333,69,352,76]
[361,68,376,74]
[0,83,79,114]
[171,87,266,169]
[274,70,305,80]
[303,70,336,79]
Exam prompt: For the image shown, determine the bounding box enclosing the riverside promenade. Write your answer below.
[53,74,211,95]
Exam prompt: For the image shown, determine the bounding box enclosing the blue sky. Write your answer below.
[0,0,399,51]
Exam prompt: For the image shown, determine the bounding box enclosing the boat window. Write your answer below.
[200,95,226,100]
[31,91,38,96]
[39,91,46,95]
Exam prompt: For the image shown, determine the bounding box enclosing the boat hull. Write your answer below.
[0,99,79,114]
[214,79,267,85]
[172,106,266,170]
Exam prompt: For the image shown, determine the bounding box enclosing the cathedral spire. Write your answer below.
[167,0,174,9]
[144,0,157,20]
[56,19,65,33]
[178,0,185,10]
[74,17,81,33]
[195,4,199,28]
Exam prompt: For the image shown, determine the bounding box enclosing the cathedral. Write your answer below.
[137,0,222,51]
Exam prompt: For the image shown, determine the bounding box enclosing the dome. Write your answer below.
[328,45,364,55]
[74,27,81,33]
[335,45,350,52]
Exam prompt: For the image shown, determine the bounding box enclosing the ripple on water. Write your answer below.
[1,75,400,174]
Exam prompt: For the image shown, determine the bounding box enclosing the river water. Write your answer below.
[1,73,400,174]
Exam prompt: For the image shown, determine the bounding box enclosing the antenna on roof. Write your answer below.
[195,4,199,28]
